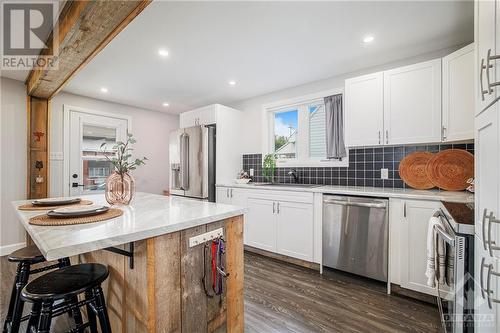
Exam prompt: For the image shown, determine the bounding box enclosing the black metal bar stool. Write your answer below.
[21,263,112,333]
[2,245,82,333]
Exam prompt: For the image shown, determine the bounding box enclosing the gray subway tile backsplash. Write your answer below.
[242,143,474,189]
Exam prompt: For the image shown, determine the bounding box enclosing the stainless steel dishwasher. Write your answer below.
[322,195,388,282]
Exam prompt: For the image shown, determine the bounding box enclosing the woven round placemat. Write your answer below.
[18,200,93,211]
[398,152,435,190]
[29,208,123,226]
[426,149,474,191]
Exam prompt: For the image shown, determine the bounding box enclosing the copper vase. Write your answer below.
[105,171,135,205]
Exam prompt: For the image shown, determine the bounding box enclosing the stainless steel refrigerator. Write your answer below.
[169,125,216,201]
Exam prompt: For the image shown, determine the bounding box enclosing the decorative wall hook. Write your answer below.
[33,131,45,142]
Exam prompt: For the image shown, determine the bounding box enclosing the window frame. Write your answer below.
[262,88,348,167]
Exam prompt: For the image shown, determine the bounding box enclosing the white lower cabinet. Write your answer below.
[216,187,232,204]
[246,198,277,252]
[391,198,441,296]
[276,201,314,261]
[475,234,500,333]
[216,186,314,262]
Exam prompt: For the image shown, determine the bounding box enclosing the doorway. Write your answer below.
[65,107,129,196]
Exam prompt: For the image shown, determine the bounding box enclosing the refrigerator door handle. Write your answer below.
[180,133,189,190]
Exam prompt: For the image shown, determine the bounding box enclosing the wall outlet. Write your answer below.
[381,168,389,179]
[249,168,254,177]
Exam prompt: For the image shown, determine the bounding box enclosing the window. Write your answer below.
[274,109,298,159]
[265,90,348,167]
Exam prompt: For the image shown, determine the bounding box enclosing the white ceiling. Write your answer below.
[2,1,473,114]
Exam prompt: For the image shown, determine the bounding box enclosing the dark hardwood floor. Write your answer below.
[244,251,442,333]
[1,252,441,332]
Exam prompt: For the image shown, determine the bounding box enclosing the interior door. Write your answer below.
[69,111,128,196]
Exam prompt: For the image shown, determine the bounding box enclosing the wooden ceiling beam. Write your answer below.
[26,0,151,99]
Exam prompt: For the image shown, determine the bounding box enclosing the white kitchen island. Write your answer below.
[12,192,246,333]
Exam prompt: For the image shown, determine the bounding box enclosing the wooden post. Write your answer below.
[27,96,50,199]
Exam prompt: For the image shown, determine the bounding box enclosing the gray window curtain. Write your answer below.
[324,94,347,159]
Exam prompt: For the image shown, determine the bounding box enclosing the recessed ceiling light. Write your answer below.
[363,35,375,44]
[228,80,236,86]
[100,87,108,93]
[158,49,169,57]
[162,102,169,107]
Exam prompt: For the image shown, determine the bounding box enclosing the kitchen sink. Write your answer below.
[251,183,321,188]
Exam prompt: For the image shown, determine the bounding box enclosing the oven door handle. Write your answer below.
[434,225,455,246]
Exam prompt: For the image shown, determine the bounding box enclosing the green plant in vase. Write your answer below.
[100,133,148,204]
[262,154,276,183]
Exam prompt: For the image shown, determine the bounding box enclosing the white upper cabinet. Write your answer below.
[442,44,475,142]
[345,72,384,147]
[383,59,442,145]
[475,0,497,114]
[179,104,217,128]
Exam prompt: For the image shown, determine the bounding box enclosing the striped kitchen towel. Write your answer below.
[425,216,447,287]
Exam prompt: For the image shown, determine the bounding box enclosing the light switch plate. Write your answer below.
[381,168,389,179]
[249,168,254,176]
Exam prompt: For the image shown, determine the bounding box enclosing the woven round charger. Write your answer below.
[29,208,123,226]
[18,200,93,211]
[426,149,474,191]
[398,152,435,190]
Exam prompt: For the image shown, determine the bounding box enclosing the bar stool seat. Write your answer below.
[2,246,81,333]
[7,244,45,264]
[21,263,112,333]
[22,263,109,301]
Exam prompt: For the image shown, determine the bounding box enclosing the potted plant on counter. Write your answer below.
[101,133,148,205]
[262,154,276,183]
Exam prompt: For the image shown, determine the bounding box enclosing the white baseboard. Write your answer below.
[0,242,26,256]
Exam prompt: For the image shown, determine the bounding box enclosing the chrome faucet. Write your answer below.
[287,169,299,183]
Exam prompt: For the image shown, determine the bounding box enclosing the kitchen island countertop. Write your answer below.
[13,192,246,260]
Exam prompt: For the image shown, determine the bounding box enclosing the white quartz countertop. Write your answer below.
[13,192,246,260]
[216,183,473,203]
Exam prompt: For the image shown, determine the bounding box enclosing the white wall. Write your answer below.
[231,45,467,154]
[0,78,27,254]
[50,92,179,197]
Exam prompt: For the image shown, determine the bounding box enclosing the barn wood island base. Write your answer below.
[12,192,246,333]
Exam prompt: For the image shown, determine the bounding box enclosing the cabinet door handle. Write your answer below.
[486,49,500,94]
[485,263,500,309]
[480,58,490,101]
[273,202,276,214]
[385,130,389,144]
[226,188,229,198]
[378,131,381,145]
[481,257,487,298]
[487,211,500,256]
[403,202,406,218]
[483,209,490,250]
[230,189,233,198]
[441,126,447,141]
[277,202,280,214]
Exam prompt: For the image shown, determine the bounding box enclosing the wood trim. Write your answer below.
[244,245,320,271]
[226,215,244,332]
[146,238,156,333]
[26,0,152,99]
[27,97,49,199]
